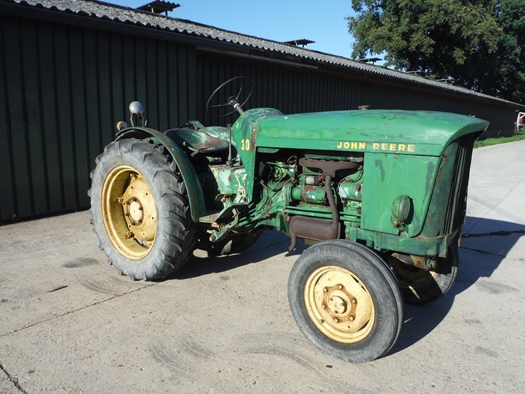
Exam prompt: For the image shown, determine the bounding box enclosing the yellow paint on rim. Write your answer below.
[304,266,375,343]
[101,165,157,260]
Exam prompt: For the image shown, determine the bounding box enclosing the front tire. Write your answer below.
[89,139,195,280]
[288,240,403,363]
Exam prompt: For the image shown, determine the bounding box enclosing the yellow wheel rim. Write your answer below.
[101,165,157,260]
[304,266,375,344]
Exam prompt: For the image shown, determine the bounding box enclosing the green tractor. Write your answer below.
[89,77,488,363]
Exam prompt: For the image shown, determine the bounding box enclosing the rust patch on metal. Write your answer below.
[250,126,257,153]
[299,157,359,176]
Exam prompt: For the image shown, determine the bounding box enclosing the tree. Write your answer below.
[348,0,525,103]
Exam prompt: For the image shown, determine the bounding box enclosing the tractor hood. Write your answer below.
[252,110,489,156]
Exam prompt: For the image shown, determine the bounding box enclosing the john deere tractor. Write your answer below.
[89,77,488,363]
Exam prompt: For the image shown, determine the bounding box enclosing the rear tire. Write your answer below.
[389,245,459,305]
[288,240,403,363]
[89,139,195,280]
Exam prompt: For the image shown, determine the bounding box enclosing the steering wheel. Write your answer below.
[206,76,253,118]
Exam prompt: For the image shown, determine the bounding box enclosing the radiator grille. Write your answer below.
[443,135,475,235]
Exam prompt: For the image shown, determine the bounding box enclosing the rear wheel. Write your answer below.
[389,245,459,305]
[89,139,195,280]
[288,240,403,363]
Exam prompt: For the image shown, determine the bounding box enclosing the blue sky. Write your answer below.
[104,0,357,58]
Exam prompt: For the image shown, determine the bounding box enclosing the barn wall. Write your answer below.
[0,14,196,222]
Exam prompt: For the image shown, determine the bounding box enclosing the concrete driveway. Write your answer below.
[1,140,524,393]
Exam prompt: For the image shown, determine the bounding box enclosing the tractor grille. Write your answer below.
[443,135,475,235]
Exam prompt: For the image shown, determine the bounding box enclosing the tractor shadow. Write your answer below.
[390,216,525,355]
[173,229,306,280]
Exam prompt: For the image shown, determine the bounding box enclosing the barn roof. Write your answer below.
[3,0,523,108]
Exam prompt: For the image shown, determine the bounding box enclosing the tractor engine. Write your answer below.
[288,156,363,250]
[257,152,365,251]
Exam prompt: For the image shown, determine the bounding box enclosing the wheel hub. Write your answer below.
[126,197,144,225]
[323,284,357,322]
[122,174,156,243]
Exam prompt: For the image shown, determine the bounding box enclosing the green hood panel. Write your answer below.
[254,110,489,156]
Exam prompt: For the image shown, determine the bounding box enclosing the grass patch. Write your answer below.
[474,131,525,148]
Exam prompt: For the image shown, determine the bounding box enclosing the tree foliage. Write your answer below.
[348,0,525,103]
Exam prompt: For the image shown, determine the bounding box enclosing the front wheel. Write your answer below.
[288,240,403,363]
[89,139,195,280]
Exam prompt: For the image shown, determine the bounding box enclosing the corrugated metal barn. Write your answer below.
[1,0,524,223]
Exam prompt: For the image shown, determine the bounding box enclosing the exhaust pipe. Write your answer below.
[288,175,340,252]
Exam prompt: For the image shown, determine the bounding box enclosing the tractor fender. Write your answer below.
[116,127,206,223]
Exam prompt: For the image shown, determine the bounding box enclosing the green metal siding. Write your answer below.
[0,14,196,222]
